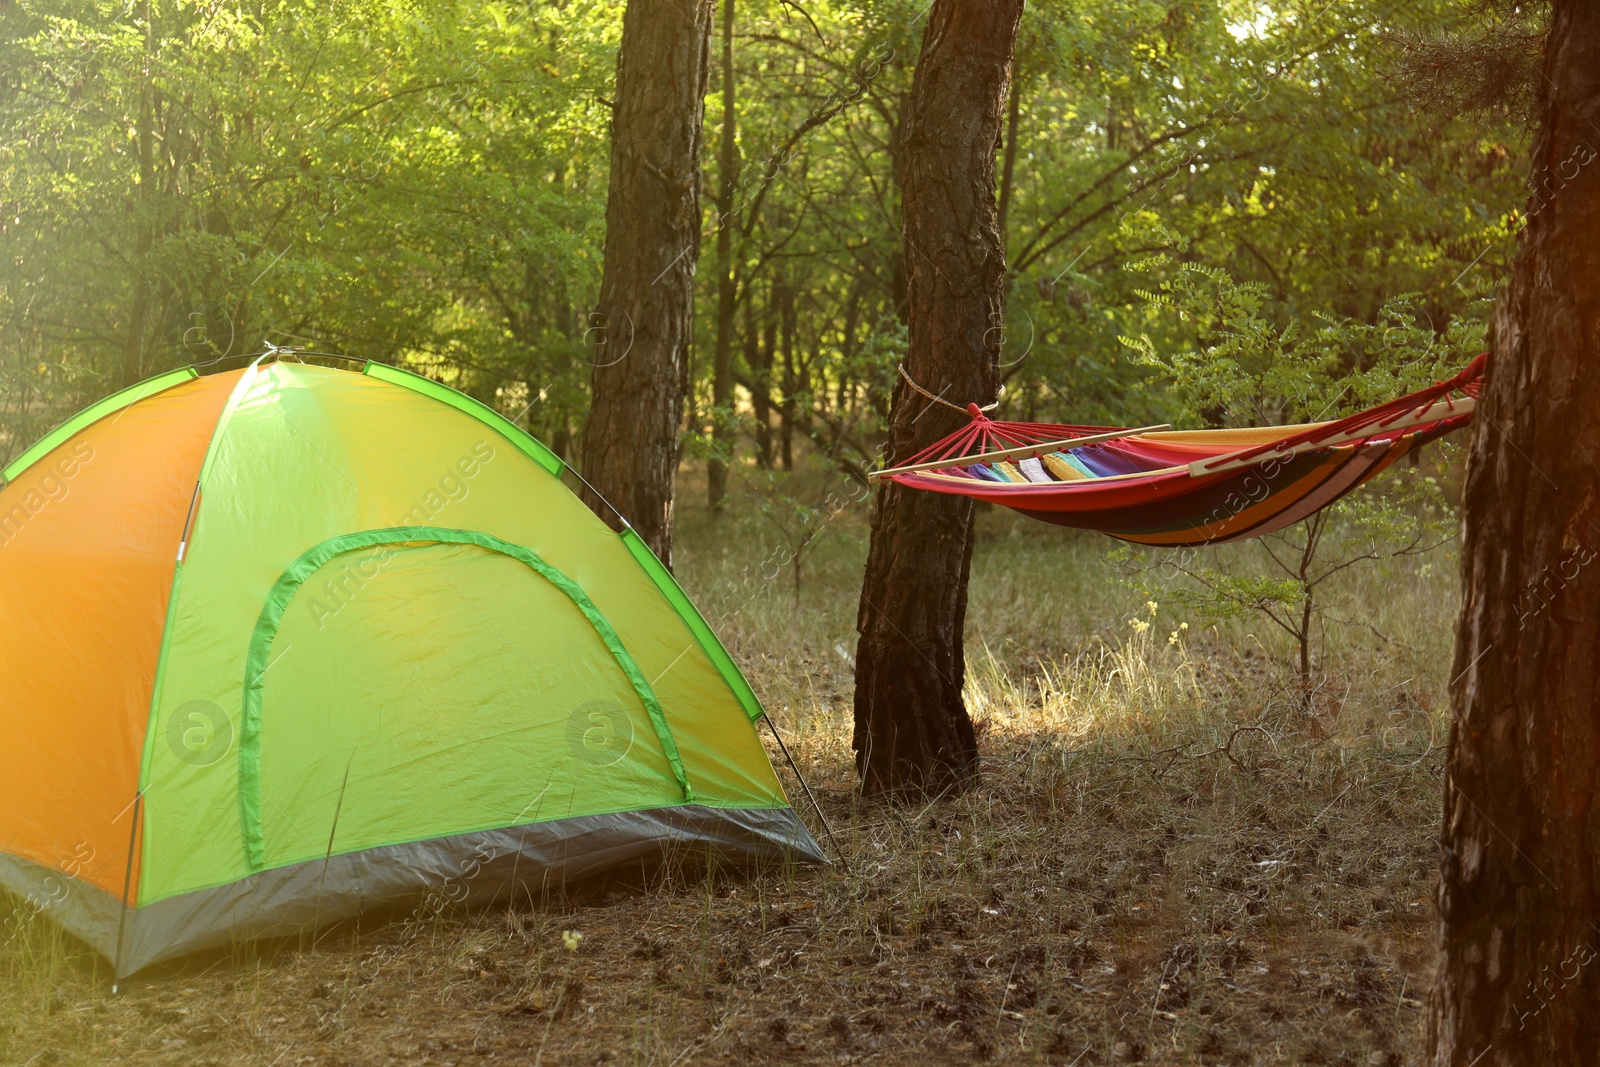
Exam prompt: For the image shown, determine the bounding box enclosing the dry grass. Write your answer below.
[0,487,1457,1066]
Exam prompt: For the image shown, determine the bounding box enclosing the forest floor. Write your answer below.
[0,485,1459,1066]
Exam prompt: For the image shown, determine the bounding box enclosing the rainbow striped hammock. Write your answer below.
[870,356,1484,547]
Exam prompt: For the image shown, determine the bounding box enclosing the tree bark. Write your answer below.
[1429,5,1600,1064]
[580,0,714,567]
[851,0,1024,798]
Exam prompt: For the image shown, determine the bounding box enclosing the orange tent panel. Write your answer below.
[0,371,239,897]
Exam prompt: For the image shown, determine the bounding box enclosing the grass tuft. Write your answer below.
[0,486,1453,1064]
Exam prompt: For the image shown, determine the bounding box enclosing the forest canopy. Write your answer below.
[0,0,1525,471]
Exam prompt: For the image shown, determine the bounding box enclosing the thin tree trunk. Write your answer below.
[707,0,738,512]
[838,277,863,413]
[778,278,797,471]
[851,0,1024,798]
[760,286,778,463]
[1429,5,1600,1063]
[747,290,773,469]
[997,71,1021,252]
[580,0,714,567]
[124,0,157,386]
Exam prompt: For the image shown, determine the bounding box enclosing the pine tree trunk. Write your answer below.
[851,0,1023,798]
[580,0,714,567]
[1429,5,1600,1063]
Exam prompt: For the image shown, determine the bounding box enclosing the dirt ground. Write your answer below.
[1,515,1454,1066]
[2,704,1445,1065]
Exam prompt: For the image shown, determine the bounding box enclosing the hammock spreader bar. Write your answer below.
[876,355,1485,548]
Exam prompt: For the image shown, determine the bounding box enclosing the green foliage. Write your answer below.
[1,0,618,459]
[751,463,866,602]
[994,0,1520,422]
[1111,243,1468,689]
[1165,569,1307,623]
[1118,217,1490,426]
[1,0,1525,490]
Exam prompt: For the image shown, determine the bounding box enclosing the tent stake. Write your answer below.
[762,714,850,873]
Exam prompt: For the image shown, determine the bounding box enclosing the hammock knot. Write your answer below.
[966,402,988,420]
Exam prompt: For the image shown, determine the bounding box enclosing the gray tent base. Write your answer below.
[0,805,824,978]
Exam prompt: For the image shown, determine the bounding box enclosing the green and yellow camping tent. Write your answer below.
[0,356,822,977]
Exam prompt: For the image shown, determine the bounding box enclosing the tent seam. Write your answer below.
[361,362,566,477]
[357,360,764,729]
[132,362,264,908]
[137,361,264,795]
[619,530,768,726]
[0,367,197,486]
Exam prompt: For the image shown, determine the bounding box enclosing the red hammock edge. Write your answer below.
[895,353,1487,472]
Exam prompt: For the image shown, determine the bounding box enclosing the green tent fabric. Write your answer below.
[0,357,822,977]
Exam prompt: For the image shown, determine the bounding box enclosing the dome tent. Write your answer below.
[0,356,822,977]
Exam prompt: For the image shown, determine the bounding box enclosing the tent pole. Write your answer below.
[111,792,142,993]
[761,714,850,873]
